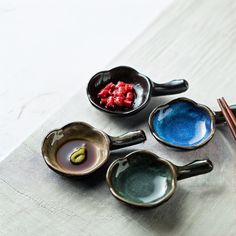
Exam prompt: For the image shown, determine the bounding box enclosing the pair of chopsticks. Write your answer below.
[217,97,236,140]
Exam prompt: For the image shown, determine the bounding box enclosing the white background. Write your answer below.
[0,0,174,161]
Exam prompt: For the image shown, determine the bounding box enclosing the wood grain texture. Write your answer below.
[0,0,236,235]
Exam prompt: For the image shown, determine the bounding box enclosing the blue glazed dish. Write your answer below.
[149,98,216,149]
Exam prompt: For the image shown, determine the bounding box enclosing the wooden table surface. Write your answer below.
[0,0,236,235]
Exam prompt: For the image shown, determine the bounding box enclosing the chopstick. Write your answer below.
[217,97,236,140]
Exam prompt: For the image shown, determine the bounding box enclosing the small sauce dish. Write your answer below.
[149,97,236,149]
[106,150,213,208]
[87,66,189,116]
[41,122,146,177]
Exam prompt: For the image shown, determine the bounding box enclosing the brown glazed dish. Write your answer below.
[41,122,146,177]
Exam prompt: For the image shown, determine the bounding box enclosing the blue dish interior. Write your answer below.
[152,101,213,148]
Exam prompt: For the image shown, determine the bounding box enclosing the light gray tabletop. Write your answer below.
[0,0,236,235]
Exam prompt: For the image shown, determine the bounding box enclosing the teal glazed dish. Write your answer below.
[149,98,236,150]
[87,66,189,116]
[106,150,213,208]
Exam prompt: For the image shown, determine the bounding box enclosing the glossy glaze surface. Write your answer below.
[42,122,110,176]
[87,66,151,115]
[151,100,213,148]
[109,153,173,205]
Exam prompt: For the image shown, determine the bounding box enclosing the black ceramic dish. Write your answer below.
[87,66,189,116]
[149,97,236,150]
[106,150,213,208]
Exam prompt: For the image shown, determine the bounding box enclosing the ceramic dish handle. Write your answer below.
[151,79,189,96]
[176,159,213,180]
[109,130,146,150]
[215,105,236,124]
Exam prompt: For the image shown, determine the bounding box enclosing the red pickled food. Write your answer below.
[125,83,133,92]
[97,81,135,109]
[123,99,132,108]
[126,92,133,100]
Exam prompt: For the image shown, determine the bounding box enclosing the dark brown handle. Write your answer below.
[151,79,189,96]
[109,130,146,150]
[176,159,213,180]
[215,105,236,124]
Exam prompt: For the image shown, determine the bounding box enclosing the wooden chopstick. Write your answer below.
[217,97,236,140]
[221,97,236,125]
